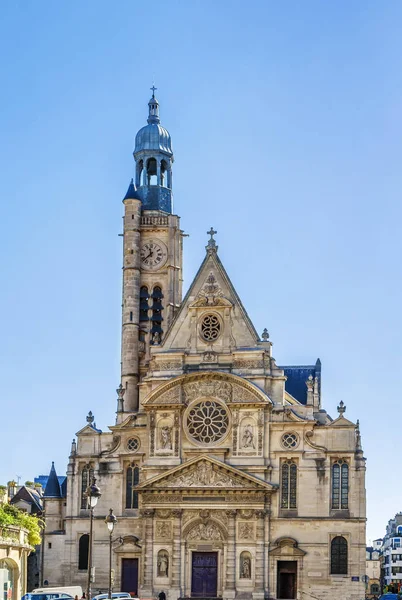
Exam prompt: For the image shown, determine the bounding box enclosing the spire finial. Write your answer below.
[206,227,218,253]
[150,84,157,98]
[261,328,269,341]
[86,410,94,425]
[337,400,346,415]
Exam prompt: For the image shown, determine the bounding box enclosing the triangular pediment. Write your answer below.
[159,248,260,352]
[328,415,356,428]
[75,424,101,436]
[139,455,277,491]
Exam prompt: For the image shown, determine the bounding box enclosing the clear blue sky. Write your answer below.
[0,1,401,543]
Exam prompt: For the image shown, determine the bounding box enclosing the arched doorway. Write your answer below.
[0,559,17,600]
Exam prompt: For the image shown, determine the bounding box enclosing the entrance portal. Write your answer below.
[277,560,297,599]
[191,552,218,597]
[121,558,138,595]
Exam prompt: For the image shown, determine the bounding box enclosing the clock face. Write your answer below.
[140,240,167,270]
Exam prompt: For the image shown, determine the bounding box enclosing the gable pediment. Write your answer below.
[142,371,273,406]
[328,415,356,428]
[139,455,277,491]
[160,249,260,351]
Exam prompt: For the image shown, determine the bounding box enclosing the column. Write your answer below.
[157,160,161,185]
[171,509,182,600]
[264,500,272,599]
[224,509,237,599]
[253,510,265,600]
[140,509,154,594]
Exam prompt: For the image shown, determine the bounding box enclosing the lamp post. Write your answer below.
[86,478,101,600]
[105,509,117,599]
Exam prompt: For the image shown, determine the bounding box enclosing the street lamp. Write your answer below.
[105,509,117,599]
[86,478,101,600]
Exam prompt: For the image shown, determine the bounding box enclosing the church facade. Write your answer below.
[42,93,366,600]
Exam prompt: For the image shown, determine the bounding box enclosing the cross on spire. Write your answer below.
[207,227,217,241]
[206,227,218,253]
[150,84,157,98]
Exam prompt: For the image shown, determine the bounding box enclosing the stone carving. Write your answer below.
[187,521,223,541]
[174,411,180,455]
[241,424,255,449]
[156,510,171,519]
[233,359,264,370]
[194,272,228,307]
[156,521,171,539]
[238,522,254,539]
[240,554,251,579]
[143,494,183,503]
[203,351,218,363]
[155,361,182,371]
[183,380,232,404]
[149,410,156,456]
[155,462,249,488]
[159,426,173,450]
[148,386,181,406]
[232,383,264,404]
[157,550,169,577]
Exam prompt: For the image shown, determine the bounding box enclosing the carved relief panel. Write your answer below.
[233,409,264,456]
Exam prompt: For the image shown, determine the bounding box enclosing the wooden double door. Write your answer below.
[121,558,138,595]
[191,552,218,597]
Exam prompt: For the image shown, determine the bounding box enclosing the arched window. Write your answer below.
[81,465,94,509]
[126,465,140,509]
[139,286,149,322]
[161,160,169,188]
[281,460,297,509]
[78,534,89,570]
[331,536,348,574]
[146,158,157,185]
[151,286,163,344]
[332,460,349,509]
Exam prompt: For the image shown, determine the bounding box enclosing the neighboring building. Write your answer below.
[366,545,381,598]
[0,492,34,599]
[10,485,43,591]
[42,92,367,600]
[382,513,402,593]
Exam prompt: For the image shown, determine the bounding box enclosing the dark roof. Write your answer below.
[279,358,321,405]
[10,486,43,514]
[35,474,66,488]
[60,477,67,498]
[44,462,62,498]
[123,178,141,201]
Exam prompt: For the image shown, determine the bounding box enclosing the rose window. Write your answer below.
[200,314,221,342]
[186,400,229,444]
[127,437,140,452]
[281,432,299,449]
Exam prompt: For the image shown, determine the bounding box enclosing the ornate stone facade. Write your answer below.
[42,94,366,600]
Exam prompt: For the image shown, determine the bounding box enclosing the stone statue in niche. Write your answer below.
[160,425,173,450]
[241,424,255,449]
[240,555,251,579]
[157,551,169,577]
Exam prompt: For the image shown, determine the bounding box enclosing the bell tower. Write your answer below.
[120,89,183,414]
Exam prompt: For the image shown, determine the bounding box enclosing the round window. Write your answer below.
[281,432,299,449]
[200,314,221,342]
[186,399,229,445]
[127,437,140,452]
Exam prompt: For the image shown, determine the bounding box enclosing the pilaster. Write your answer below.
[139,509,154,595]
[223,509,237,600]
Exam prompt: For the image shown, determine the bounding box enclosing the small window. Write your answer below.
[48,542,52,549]
[331,536,348,575]
[130,311,133,322]
[331,460,349,509]
[126,465,140,509]
[200,314,221,342]
[281,460,297,509]
[81,465,94,509]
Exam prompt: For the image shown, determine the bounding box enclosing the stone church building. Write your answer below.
[42,92,366,600]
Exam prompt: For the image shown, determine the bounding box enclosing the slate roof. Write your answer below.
[10,486,43,514]
[43,462,67,498]
[279,358,321,405]
[123,178,141,201]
